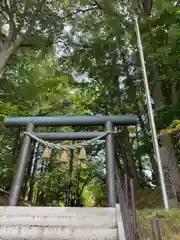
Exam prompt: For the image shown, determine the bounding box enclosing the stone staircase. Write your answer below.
[0,206,125,240]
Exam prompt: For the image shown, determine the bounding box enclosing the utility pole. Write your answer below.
[134,15,169,209]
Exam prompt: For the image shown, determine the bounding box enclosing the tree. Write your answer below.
[0,46,81,192]
[2,0,180,208]
[57,0,180,200]
[58,0,154,188]
[137,0,180,206]
[0,0,100,78]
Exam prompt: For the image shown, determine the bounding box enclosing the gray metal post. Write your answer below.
[152,219,161,240]
[130,178,137,238]
[105,121,116,207]
[135,15,169,209]
[124,174,129,207]
[8,123,34,206]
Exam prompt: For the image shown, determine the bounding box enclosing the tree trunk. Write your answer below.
[152,80,165,109]
[0,49,12,78]
[28,142,39,202]
[11,129,21,165]
[138,115,159,184]
[120,127,139,188]
[152,69,180,207]
[171,83,178,105]
[159,135,180,207]
[0,38,23,78]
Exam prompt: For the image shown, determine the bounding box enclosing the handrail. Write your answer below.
[115,167,136,240]
[115,166,164,240]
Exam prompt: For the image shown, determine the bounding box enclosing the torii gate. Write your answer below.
[4,114,137,207]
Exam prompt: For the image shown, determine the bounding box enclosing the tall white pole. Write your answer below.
[134,15,169,209]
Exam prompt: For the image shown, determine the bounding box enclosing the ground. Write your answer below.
[136,188,180,239]
[138,209,180,239]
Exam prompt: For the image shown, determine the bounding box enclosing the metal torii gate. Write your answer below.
[4,115,137,207]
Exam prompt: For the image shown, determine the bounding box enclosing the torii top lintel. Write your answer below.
[4,115,138,127]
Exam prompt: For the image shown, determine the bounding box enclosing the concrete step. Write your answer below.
[0,215,117,228]
[0,226,118,240]
[0,207,116,217]
[0,207,120,240]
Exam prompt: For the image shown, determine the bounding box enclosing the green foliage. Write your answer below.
[1,0,180,210]
[138,208,180,239]
[167,120,180,135]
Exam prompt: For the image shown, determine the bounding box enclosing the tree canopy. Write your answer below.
[0,0,180,208]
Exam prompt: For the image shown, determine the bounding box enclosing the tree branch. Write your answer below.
[2,0,17,41]
[90,0,102,9]
[23,0,46,38]
[9,0,17,12]
[62,5,101,20]
[15,0,30,35]
[0,7,9,21]
[78,175,96,197]
[46,39,71,53]
[36,100,73,116]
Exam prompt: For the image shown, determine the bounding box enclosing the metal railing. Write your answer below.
[115,167,162,240]
[115,167,137,240]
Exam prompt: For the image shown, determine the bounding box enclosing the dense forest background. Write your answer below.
[0,0,180,208]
